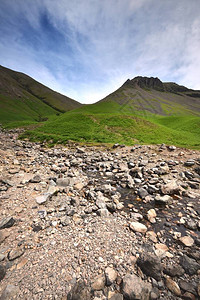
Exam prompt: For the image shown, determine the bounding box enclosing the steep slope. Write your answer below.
[0,65,82,125]
[99,76,200,117]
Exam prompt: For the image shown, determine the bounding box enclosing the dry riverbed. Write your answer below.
[0,128,199,299]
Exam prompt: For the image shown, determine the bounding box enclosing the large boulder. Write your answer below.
[122,273,151,300]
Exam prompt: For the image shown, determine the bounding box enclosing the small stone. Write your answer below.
[91,274,105,291]
[0,284,20,299]
[105,267,118,286]
[8,248,24,261]
[146,231,157,243]
[155,195,172,205]
[184,160,195,167]
[97,208,110,217]
[29,175,41,183]
[0,217,15,229]
[147,209,157,223]
[35,193,50,204]
[179,236,194,247]
[165,277,181,296]
[130,222,147,234]
[138,188,148,199]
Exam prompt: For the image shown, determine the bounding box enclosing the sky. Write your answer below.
[0,0,200,104]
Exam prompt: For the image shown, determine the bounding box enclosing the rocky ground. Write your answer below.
[0,128,199,300]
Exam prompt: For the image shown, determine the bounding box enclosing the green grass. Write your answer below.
[0,93,59,127]
[20,101,200,149]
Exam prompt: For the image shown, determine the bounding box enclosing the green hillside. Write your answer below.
[0,65,82,127]
[21,101,200,149]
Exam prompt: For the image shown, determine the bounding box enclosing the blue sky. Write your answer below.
[0,0,200,103]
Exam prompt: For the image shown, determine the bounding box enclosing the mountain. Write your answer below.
[21,76,200,149]
[0,65,82,126]
[99,76,200,116]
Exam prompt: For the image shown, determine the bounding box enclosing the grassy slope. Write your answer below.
[0,93,59,128]
[21,101,200,149]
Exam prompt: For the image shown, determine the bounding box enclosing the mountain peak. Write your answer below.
[123,76,164,91]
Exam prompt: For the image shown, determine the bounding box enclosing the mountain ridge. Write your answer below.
[99,76,200,116]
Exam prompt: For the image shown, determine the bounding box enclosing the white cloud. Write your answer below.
[0,0,200,103]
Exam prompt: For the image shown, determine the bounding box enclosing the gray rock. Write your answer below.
[0,265,6,281]
[67,280,91,300]
[97,208,110,217]
[163,264,184,277]
[179,280,197,295]
[122,273,151,300]
[161,181,181,195]
[180,255,200,275]
[29,175,41,183]
[0,217,15,229]
[137,253,162,281]
[138,188,149,199]
[0,284,20,299]
[57,177,75,187]
[105,267,117,286]
[184,160,195,167]
[60,216,71,226]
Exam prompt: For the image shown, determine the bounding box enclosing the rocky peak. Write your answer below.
[123,76,164,91]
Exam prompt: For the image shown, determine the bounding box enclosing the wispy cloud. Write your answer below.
[0,0,200,103]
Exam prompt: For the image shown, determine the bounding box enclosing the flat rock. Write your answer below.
[0,217,15,229]
[130,222,147,234]
[165,277,181,296]
[35,193,50,205]
[122,273,151,300]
